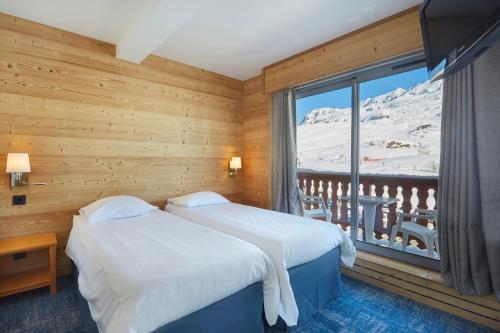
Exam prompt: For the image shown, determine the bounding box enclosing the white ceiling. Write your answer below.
[0,0,422,80]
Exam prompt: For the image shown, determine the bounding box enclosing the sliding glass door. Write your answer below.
[356,68,441,263]
[296,82,355,238]
[295,53,442,269]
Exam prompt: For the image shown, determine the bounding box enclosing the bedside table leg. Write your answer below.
[49,245,57,295]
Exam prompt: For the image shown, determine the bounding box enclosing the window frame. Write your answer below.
[294,51,441,271]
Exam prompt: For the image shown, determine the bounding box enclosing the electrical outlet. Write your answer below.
[13,252,27,260]
[12,195,26,205]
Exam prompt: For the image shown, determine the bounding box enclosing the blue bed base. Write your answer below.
[274,246,342,329]
[73,264,265,333]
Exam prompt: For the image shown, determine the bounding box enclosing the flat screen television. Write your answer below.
[420,0,500,80]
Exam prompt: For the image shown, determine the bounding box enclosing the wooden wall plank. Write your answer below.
[0,12,244,276]
[141,55,243,100]
[0,12,114,55]
[0,68,241,123]
[263,7,423,93]
[0,24,241,100]
[241,76,270,208]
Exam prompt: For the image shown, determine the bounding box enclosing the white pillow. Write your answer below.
[79,195,158,224]
[168,191,230,208]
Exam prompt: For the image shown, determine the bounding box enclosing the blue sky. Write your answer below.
[295,68,428,124]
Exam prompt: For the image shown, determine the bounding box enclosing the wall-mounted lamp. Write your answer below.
[6,153,45,189]
[229,157,242,177]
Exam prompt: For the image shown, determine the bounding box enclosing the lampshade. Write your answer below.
[229,157,242,169]
[6,153,31,173]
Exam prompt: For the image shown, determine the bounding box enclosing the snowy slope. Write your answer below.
[297,80,442,175]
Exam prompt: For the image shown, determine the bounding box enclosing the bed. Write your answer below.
[165,193,356,327]
[66,196,280,333]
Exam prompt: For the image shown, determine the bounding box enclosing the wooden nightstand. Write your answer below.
[0,233,57,297]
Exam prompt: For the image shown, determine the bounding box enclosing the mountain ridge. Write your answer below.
[299,80,443,126]
[297,79,443,176]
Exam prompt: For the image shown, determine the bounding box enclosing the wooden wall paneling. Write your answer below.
[0,93,242,148]
[263,7,423,93]
[141,55,244,100]
[0,11,244,276]
[242,75,271,208]
[0,18,242,100]
[0,52,242,121]
[0,13,115,55]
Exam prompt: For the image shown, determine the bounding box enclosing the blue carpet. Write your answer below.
[0,275,497,333]
[0,277,82,333]
[284,277,498,333]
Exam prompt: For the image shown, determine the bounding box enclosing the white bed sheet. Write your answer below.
[66,210,279,333]
[165,203,356,326]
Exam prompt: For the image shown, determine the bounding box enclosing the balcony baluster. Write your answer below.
[297,170,438,250]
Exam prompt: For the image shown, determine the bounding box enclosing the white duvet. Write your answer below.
[166,203,356,326]
[66,210,279,333]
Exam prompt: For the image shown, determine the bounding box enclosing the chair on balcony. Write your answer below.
[389,208,439,258]
[298,189,332,223]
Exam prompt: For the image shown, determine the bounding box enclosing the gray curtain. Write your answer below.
[439,42,500,300]
[271,89,300,214]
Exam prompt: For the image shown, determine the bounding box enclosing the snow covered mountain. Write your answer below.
[297,80,443,175]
